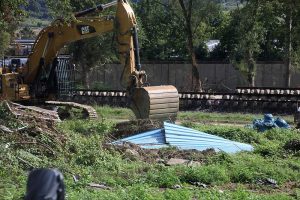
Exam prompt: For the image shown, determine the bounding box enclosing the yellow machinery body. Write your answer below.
[1,73,30,101]
[0,0,179,120]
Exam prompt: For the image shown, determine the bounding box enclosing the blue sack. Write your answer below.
[252,114,290,132]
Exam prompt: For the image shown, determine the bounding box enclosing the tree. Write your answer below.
[20,26,35,39]
[46,0,116,89]
[220,0,267,86]
[177,0,202,91]
[0,0,27,57]
[70,36,117,89]
[173,0,222,91]
[278,0,300,87]
[134,0,187,60]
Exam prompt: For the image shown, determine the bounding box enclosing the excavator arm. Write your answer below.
[25,17,114,83]
[25,0,139,89]
[22,0,179,120]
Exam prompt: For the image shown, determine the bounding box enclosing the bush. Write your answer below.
[146,167,181,188]
[179,165,230,185]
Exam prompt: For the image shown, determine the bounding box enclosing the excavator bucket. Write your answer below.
[130,85,179,121]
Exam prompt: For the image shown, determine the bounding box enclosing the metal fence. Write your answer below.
[56,57,75,96]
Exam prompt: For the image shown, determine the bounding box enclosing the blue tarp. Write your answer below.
[252,114,290,132]
[113,122,253,153]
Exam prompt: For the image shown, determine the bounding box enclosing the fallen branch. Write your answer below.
[0,125,13,133]
[12,141,56,156]
[16,156,35,168]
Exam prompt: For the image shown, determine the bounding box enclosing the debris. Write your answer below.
[0,102,66,159]
[189,182,207,188]
[0,125,13,133]
[171,184,182,189]
[105,142,214,164]
[88,183,112,190]
[124,148,140,159]
[73,175,80,182]
[284,139,300,152]
[165,158,201,167]
[112,119,163,139]
[156,158,165,164]
[251,114,290,132]
[113,122,253,153]
[187,160,201,167]
[265,178,277,186]
[166,158,190,166]
[256,178,278,188]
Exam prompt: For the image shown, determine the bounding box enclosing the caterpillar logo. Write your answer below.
[77,25,96,35]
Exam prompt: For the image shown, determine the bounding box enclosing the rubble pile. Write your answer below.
[105,142,215,165]
[0,101,66,159]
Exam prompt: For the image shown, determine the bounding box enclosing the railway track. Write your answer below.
[68,87,300,114]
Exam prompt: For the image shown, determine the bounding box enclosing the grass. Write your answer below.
[94,105,294,125]
[95,106,135,121]
[1,105,300,199]
[178,112,294,124]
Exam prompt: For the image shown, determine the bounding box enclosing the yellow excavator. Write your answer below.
[0,0,179,120]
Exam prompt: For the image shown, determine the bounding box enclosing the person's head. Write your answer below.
[24,168,65,200]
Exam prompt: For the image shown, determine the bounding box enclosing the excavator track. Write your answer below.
[6,101,61,122]
[45,101,98,120]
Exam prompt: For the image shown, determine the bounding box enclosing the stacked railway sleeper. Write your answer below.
[72,87,300,114]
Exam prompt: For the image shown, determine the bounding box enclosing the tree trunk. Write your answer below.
[178,0,202,92]
[187,27,201,92]
[285,5,293,87]
[85,71,90,89]
[248,57,256,87]
[247,52,256,87]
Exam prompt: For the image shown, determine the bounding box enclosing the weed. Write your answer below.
[1,105,299,199]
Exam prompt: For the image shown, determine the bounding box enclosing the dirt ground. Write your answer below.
[105,119,216,164]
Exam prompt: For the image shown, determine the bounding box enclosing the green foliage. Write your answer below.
[57,118,113,135]
[19,26,35,39]
[180,164,230,185]
[95,106,135,120]
[146,167,181,188]
[135,1,187,60]
[0,0,27,57]
[70,34,117,89]
[26,0,49,19]
[0,32,11,58]
[163,189,192,200]
[90,81,112,90]
[179,112,295,125]
[1,105,300,199]
[219,0,268,85]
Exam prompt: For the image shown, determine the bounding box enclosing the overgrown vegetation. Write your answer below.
[1,105,300,199]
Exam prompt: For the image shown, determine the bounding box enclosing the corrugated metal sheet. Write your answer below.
[164,122,253,153]
[113,122,253,153]
[112,129,168,148]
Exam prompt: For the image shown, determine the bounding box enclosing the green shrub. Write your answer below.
[180,165,230,185]
[146,167,181,188]
[163,189,192,200]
